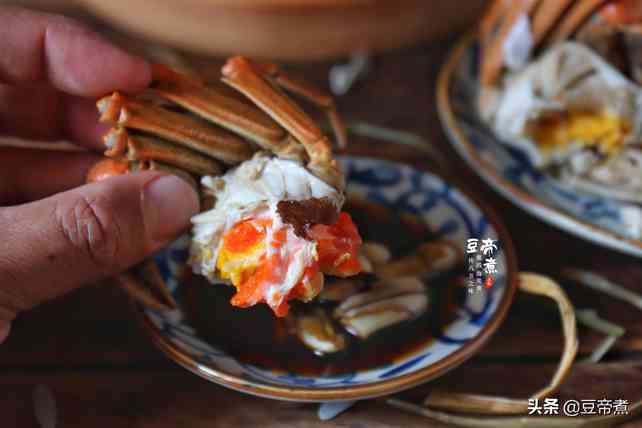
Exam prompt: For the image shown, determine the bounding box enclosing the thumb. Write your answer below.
[0,172,198,320]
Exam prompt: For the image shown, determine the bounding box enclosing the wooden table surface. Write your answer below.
[3,2,642,427]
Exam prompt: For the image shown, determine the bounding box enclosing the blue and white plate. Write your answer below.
[437,34,642,258]
[137,156,517,402]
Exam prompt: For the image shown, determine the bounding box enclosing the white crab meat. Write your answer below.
[188,153,362,316]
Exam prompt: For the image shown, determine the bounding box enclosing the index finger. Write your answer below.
[0,6,151,97]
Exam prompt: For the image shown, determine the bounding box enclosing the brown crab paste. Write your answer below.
[277,197,339,237]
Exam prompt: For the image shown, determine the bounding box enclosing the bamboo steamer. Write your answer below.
[77,0,486,61]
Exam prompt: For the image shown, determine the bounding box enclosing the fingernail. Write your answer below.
[142,175,199,243]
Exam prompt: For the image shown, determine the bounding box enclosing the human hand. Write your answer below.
[0,7,199,343]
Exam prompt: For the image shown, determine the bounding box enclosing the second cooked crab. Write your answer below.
[478,0,642,203]
[88,57,363,316]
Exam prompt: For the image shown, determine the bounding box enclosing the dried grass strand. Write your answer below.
[423,272,578,415]
[562,268,642,311]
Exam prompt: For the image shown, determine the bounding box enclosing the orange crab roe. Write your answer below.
[307,212,363,277]
[217,212,362,317]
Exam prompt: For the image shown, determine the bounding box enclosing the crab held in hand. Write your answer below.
[87,57,362,316]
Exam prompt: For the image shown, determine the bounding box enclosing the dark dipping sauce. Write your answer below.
[180,198,466,376]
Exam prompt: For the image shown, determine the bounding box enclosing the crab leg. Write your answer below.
[480,0,540,87]
[115,261,177,312]
[149,64,300,157]
[88,156,198,190]
[137,259,178,310]
[251,61,348,149]
[221,58,327,152]
[549,0,611,43]
[531,0,575,44]
[103,127,223,176]
[132,159,198,190]
[97,92,254,164]
[478,0,510,88]
[478,0,611,87]
[221,57,343,189]
[479,0,512,43]
[86,157,131,183]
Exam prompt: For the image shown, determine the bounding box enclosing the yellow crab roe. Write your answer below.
[216,240,266,288]
[526,110,631,157]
